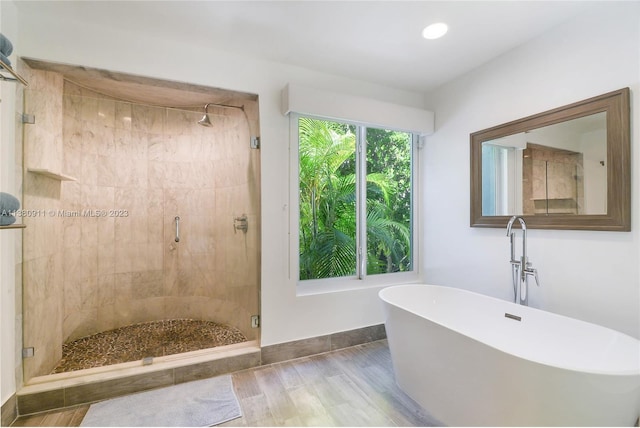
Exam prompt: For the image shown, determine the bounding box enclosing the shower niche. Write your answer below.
[18,58,261,381]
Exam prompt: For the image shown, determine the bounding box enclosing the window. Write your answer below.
[294,115,416,284]
[482,144,522,216]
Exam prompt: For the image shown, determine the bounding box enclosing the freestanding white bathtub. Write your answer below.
[379,284,640,426]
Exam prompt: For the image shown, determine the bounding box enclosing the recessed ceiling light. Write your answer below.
[422,22,448,40]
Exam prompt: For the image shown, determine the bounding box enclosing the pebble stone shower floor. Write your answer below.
[51,319,248,374]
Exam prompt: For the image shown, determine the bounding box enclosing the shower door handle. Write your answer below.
[175,216,180,242]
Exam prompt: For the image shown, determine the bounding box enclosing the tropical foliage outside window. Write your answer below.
[298,116,413,281]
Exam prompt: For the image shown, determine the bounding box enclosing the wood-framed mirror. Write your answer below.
[470,88,630,231]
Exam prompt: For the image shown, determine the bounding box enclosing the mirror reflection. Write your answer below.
[481,112,607,217]
[470,87,629,231]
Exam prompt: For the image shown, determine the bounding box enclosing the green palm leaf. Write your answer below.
[298,117,411,280]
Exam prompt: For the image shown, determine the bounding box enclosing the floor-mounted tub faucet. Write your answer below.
[506,216,540,305]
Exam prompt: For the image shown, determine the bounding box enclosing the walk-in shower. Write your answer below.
[18,59,261,382]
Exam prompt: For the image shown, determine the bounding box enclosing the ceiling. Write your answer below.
[16,1,606,93]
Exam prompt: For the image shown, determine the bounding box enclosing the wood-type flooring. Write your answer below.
[11,340,437,427]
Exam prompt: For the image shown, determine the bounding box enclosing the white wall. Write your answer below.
[0,0,19,407]
[12,5,426,352]
[423,3,640,338]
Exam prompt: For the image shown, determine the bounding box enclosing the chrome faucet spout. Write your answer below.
[506,216,539,306]
[518,217,527,280]
[507,215,526,264]
[506,215,517,236]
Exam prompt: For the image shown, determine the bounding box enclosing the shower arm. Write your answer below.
[204,102,244,112]
[201,102,260,149]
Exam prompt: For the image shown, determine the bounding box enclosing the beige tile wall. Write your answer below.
[59,83,261,342]
[21,68,260,381]
[522,144,583,215]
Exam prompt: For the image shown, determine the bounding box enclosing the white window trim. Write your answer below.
[289,113,421,296]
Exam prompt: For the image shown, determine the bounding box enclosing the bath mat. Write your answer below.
[80,375,241,427]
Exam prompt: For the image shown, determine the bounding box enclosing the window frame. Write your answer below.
[289,113,420,295]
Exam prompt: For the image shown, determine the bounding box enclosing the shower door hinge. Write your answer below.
[21,113,35,124]
[251,315,260,328]
[250,136,260,149]
[22,347,34,358]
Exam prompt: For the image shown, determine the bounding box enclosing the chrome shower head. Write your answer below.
[198,114,212,127]
[197,103,213,127]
